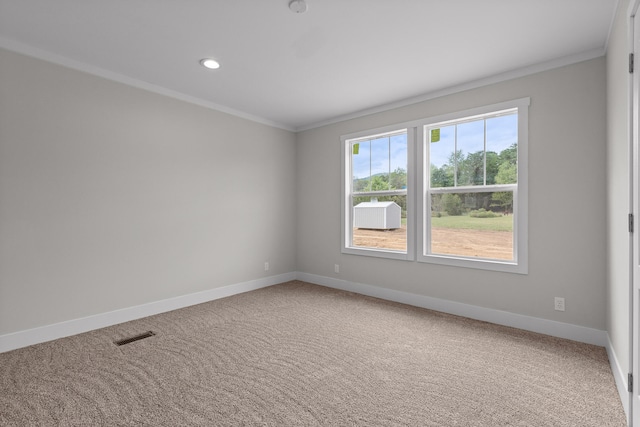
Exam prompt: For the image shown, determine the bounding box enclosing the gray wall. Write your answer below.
[607,0,632,378]
[0,46,612,340]
[296,58,607,330]
[0,48,297,335]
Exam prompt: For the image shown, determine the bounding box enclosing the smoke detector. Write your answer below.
[289,0,308,13]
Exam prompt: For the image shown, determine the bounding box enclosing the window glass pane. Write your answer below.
[487,114,518,185]
[430,191,513,260]
[352,132,407,193]
[370,137,390,190]
[353,195,407,251]
[456,120,485,186]
[389,134,407,190]
[429,125,456,188]
[352,140,371,191]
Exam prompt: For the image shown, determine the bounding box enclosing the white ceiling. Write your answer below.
[0,1,617,131]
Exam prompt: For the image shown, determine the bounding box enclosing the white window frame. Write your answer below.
[417,98,529,274]
[340,98,528,273]
[341,124,417,261]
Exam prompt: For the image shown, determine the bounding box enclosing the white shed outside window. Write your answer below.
[353,201,401,230]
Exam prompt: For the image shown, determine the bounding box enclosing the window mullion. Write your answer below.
[454,125,458,187]
[483,119,487,186]
[388,136,391,191]
[369,140,372,192]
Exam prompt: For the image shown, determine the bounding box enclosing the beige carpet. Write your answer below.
[0,281,626,426]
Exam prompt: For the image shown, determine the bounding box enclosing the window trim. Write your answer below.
[341,124,417,261]
[417,98,529,274]
[340,97,529,274]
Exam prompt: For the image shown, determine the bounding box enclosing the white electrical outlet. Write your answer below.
[334,264,340,273]
[264,262,269,271]
[554,297,565,312]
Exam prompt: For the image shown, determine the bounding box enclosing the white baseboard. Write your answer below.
[0,272,296,353]
[606,335,631,424]
[0,270,612,353]
[296,272,608,347]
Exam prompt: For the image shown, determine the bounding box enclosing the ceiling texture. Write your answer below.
[0,1,617,131]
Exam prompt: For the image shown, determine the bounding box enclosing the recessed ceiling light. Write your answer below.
[289,0,307,14]
[200,58,220,69]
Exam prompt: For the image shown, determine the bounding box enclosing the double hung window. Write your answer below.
[342,98,528,273]
[419,99,528,273]
[342,127,414,260]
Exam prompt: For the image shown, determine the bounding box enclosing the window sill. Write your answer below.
[342,246,413,261]
[418,253,527,274]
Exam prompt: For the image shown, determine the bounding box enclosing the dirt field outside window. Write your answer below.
[352,225,513,260]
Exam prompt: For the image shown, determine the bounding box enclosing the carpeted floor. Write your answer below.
[0,281,627,426]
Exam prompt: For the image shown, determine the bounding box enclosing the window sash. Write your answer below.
[428,184,515,194]
[353,189,407,197]
[424,189,517,261]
